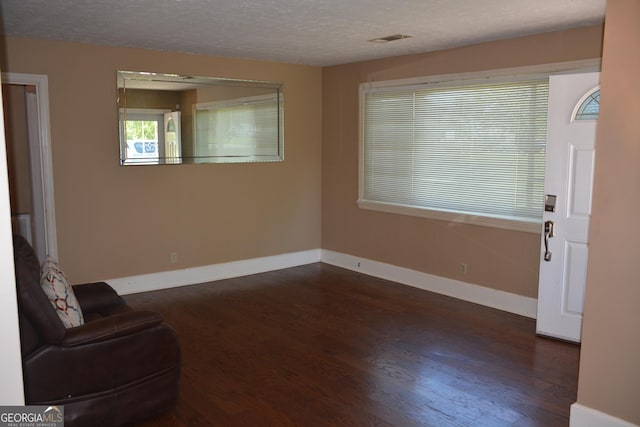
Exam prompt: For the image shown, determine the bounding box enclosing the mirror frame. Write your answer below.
[117,70,284,166]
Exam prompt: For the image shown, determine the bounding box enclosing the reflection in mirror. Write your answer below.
[117,71,284,165]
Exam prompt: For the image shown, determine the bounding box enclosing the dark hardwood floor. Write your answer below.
[125,263,579,427]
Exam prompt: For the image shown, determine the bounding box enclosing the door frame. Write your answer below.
[2,72,57,259]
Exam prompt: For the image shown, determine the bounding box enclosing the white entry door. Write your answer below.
[536,72,600,343]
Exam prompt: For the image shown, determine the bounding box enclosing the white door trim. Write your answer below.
[1,72,57,259]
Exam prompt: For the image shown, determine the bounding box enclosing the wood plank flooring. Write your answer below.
[125,263,579,427]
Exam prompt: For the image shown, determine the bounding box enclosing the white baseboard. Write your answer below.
[107,249,322,295]
[570,403,638,427]
[321,250,537,318]
[107,248,536,319]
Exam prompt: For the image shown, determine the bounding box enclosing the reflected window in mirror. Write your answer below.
[117,71,284,165]
[119,108,173,164]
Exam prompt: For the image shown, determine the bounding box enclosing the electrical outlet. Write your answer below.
[459,262,468,275]
[170,252,178,264]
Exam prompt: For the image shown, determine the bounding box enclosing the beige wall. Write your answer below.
[0,37,322,285]
[577,0,640,424]
[121,88,181,110]
[322,26,603,298]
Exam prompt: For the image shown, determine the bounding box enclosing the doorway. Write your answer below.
[1,72,57,261]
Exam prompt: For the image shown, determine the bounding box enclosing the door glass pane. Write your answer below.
[574,89,600,120]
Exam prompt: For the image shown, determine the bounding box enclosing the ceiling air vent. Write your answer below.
[368,34,412,43]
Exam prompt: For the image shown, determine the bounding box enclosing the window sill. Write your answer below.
[357,200,542,234]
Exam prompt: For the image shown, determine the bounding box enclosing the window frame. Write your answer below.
[358,62,599,233]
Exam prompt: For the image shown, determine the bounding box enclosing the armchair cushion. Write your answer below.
[40,256,84,328]
[61,310,163,347]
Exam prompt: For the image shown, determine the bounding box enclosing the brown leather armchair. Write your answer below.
[13,235,180,426]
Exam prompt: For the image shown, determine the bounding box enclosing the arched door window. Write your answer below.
[572,87,600,121]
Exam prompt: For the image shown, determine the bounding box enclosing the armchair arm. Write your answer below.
[62,310,164,347]
[73,281,126,313]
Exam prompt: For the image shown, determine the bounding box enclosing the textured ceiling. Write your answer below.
[0,0,606,67]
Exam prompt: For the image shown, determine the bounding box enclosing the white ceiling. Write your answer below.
[0,0,606,67]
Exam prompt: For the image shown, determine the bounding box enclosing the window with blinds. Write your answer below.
[194,94,282,162]
[360,77,549,232]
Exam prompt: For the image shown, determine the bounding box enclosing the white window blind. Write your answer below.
[361,78,549,231]
[195,94,281,160]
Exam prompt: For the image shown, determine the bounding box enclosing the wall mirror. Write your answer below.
[117,70,284,165]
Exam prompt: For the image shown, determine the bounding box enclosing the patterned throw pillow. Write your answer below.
[40,256,85,328]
